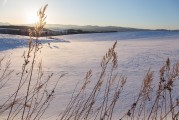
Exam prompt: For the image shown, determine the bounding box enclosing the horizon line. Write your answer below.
[0,22,179,31]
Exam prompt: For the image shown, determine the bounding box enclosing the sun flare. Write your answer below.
[26,12,39,24]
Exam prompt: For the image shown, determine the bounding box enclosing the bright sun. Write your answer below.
[26,12,39,24]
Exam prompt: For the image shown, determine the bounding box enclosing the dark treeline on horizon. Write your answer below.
[0,25,178,37]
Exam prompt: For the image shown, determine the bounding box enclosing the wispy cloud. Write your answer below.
[3,0,7,6]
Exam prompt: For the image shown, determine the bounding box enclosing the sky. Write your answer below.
[0,0,179,30]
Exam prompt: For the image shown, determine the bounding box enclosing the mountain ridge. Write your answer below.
[0,24,178,36]
[1,22,178,31]
[0,22,11,26]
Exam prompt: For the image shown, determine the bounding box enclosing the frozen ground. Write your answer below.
[0,34,69,51]
[0,31,179,119]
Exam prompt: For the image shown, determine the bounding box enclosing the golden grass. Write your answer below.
[0,4,64,120]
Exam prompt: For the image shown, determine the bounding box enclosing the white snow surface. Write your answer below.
[0,31,179,119]
[0,34,69,51]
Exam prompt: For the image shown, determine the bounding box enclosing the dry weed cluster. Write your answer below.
[59,41,127,120]
[0,4,64,120]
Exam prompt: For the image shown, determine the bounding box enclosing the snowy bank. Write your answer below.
[0,34,69,51]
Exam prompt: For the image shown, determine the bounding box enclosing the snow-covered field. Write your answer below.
[0,34,69,51]
[0,31,179,119]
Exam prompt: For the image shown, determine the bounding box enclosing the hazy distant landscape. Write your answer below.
[1,22,178,37]
[0,23,149,36]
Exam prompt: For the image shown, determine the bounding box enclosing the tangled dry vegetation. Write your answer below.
[58,44,179,120]
[0,4,179,120]
[59,41,127,120]
[119,58,179,120]
[0,4,64,120]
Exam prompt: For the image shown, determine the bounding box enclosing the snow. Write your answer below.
[0,34,69,51]
[0,31,179,119]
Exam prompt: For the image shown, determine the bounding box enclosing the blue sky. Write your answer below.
[0,0,179,29]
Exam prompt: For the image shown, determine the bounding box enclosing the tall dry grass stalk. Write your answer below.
[0,57,14,90]
[58,44,179,120]
[0,4,64,120]
[59,41,127,120]
[120,58,179,120]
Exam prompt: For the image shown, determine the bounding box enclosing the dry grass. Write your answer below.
[0,57,14,90]
[58,47,179,120]
[0,4,179,120]
[0,4,64,120]
[59,41,127,120]
[119,58,179,120]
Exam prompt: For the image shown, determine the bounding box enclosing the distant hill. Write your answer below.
[0,25,117,36]
[0,25,54,36]
[22,24,150,32]
[44,24,149,32]
[1,24,178,36]
[0,22,11,26]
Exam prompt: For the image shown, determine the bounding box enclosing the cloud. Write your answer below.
[3,0,7,5]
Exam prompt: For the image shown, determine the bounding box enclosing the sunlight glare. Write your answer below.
[26,12,39,24]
